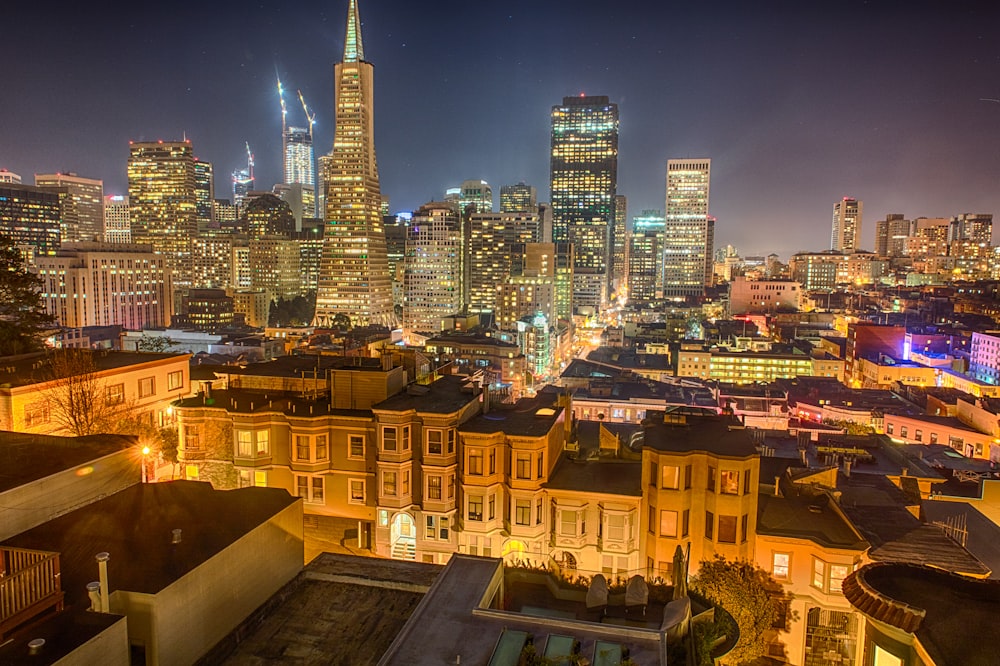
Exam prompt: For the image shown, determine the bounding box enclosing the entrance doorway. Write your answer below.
[390,513,416,560]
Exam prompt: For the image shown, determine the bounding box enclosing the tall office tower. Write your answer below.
[662,159,712,298]
[831,197,862,253]
[0,184,62,257]
[35,173,104,242]
[284,126,315,187]
[316,153,332,218]
[231,241,252,289]
[874,213,910,258]
[549,95,618,312]
[127,140,197,287]
[611,194,627,297]
[292,221,324,292]
[314,0,394,328]
[402,202,462,337]
[103,195,131,243]
[250,237,302,301]
[631,210,665,299]
[232,167,252,213]
[0,169,21,184]
[628,230,662,304]
[467,211,542,312]
[446,179,493,214]
[949,213,993,245]
[36,242,173,329]
[500,182,537,213]
[384,219,408,309]
[380,195,391,219]
[273,183,316,229]
[193,158,215,230]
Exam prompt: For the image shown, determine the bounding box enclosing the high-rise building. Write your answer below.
[0,169,21,184]
[831,197,862,253]
[127,140,197,287]
[191,233,233,289]
[628,229,661,304]
[662,159,712,298]
[611,194,627,296]
[549,95,618,312]
[467,212,542,312]
[402,202,462,337]
[284,126,315,188]
[445,179,493,214]
[273,182,316,228]
[250,237,302,302]
[500,183,537,214]
[244,193,295,239]
[34,173,104,242]
[314,0,394,328]
[949,213,992,245]
[193,159,215,230]
[215,199,237,228]
[103,195,131,244]
[874,213,909,258]
[36,242,173,329]
[0,184,62,257]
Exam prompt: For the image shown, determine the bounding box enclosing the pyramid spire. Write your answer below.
[343,0,365,62]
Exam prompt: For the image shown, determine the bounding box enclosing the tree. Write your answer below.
[47,350,136,436]
[136,334,175,353]
[691,555,781,665]
[0,235,54,355]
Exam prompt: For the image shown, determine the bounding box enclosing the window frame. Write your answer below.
[138,376,155,398]
[348,478,366,504]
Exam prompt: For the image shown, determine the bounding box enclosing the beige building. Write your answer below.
[0,350,191,436]
[729,276,802,314]
[36,242,174,330]
[35,172,105,242]
[677,345,844,384]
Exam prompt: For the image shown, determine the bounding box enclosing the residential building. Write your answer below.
[549,95,619,312]
[403,202,462,338]
[0,183,62,257]
[314,0,394,328]
[424,332,527,402]
[103,194,131,243]
[35,172,104,242]
[874,213,910,258]
[127,140,198,287]
[191,232,234,289]
[662,159,713,298]
[831,197,862,253]
[35,242,173,329]
[789,250,888,291]
[0,350,190,435]
[233,289,271,328]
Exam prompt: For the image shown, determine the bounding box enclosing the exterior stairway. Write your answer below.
[390,538,416,560]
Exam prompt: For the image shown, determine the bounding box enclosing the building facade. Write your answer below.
[831,197,862,253]
[35,172,104,242]
[662,159,712,298]
[549,95,618,313]
[402,202,462,337]
[0,183,62,257]
[314,0,394,328]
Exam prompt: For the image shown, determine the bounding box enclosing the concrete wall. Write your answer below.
[55,616,130,666]
[0,449,139,540]
[111,499,303,666]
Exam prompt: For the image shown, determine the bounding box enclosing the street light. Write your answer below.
[141,446,151,483]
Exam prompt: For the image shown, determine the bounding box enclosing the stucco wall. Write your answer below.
[55,615,130,666]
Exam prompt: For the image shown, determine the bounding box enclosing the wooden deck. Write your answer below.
[0,546,64,639]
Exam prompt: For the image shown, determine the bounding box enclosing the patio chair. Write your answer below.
[625,575,648,616]
[586,573,609,615]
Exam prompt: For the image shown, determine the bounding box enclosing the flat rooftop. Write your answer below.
[0,431,137,493]
[643,415,758,458]
[219,553,441,665]
[175,388,372,419]
[373,374,480,414]
[0,609,125,666]
[213,354,390,378]
[461,400,564,438]
[2,481,300,607]
[546,452,643,497]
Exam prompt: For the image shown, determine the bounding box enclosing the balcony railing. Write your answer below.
[0,546,64,638]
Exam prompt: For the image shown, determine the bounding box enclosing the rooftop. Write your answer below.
[0,610,126,666]
[546,452,643,497]
[843,563,1000,666]
[0,431,137,493]
[2,481,300,607]
[460,400,564,438]
[0,350,186,389]
[373,374,480,414]
[643,415,758,458]
[212,354,390,378]
[175,388,373,419]
[425,332,520,348]
[757,483,869,551]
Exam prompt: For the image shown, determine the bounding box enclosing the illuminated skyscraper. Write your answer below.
[314,0,394,328]
[468,211,541,313]
[284,126,315,187]
[402,202,462,337]
[0,184,62,257]
[35,173,104,242]
[193,158,215,230]
[831,197,862,253]
[662,159,712,298]
[103,195,131,243]
[500,182,537,214]
[127,140,197,287]
[549,95,618,312]
[611,194,627,295]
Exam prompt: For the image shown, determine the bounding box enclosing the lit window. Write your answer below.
[515,499,531,526]
[427,475,442,500]
[349,434,365,458]
[349,479,365,504]
[138,376,155,398]
[468,448,484,475]
[659,510,678,537]
[720,470,740,494]
[167,370,184,391]
[661,465,680,489]
[468,495,483,521]
[382,471,397,496]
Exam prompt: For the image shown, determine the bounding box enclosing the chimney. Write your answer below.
[172,528,182,544]
[96,552,110,613]
[774,476,782,497]
[86,581,102,612]
[844,459,852,477]
[28,639,45,656]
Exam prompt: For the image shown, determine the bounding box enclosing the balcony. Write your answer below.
[0,546,64,639]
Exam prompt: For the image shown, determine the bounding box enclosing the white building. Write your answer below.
[831,197,862,253]
[662,159,712,298]
[103,195,131,243]
[403,202,462,338]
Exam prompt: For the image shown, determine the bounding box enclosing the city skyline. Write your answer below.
[3,1,1000,258]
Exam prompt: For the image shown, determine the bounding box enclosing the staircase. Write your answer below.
[391,538,416,561]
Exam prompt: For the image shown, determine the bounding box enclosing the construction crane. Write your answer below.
[297,89,316,142]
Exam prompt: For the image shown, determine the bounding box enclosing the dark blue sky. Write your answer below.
[3,1,1000,258]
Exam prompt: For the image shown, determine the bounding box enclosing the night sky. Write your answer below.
[3,1,999,258]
